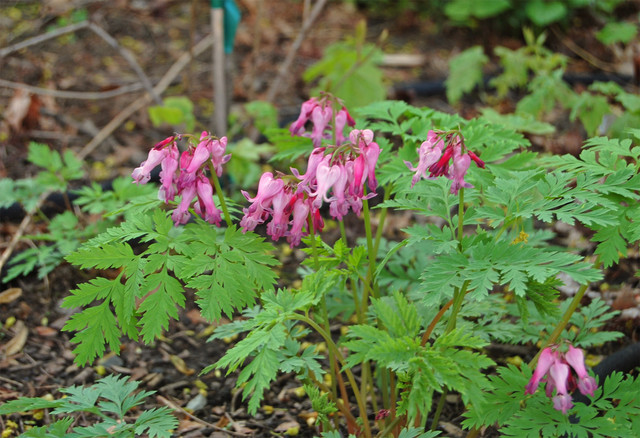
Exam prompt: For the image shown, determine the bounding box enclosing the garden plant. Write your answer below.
[3,1,640,436]
[3,89,640,437]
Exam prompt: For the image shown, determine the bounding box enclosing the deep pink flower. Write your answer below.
[266,187,293,241]
[310,156,341,209]
[310,106,333,147]
[406,131,483,194]
[449,144,473,194]
[242,172,284,212]
[132,147,167,184]
[328,163,350,220]
[158,143,179,202]
[194,173,221,225]
[287,195,310,247]
[289,98,318,136]
[171,183,197,225]
[185,132,213,174]
[526,344,597,415]
[240,172,284,233]
[289,96,355,148]
[525,347,555,395]
[404,132,446,188]
[293,147,326,193]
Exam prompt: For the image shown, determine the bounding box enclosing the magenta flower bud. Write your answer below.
[468,150,485,169]
[153,135,176,149]
[209,136,231,177]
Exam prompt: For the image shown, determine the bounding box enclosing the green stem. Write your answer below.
[372,183,393,257]
[530,255,602,367]
[209,170,232,227]
[297,314,372,438]
[430,392,447,432]
[308,217,339,401]
[457,187,465,251]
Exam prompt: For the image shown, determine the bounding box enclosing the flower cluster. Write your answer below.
[289,95,355,147]
[525,344,598,414]
[132,132,230,226]
[405,130,485,194]
[240,129,381,247]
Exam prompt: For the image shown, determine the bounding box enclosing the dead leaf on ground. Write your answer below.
[3,320,28,356]
[0,287,22,304]
[170,354,195,376]
[34,326,58,337]
[5,89,31,131]
[274,420,301,433]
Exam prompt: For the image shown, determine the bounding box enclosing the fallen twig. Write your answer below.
[0,78,145,100]
[157,395,251,437]
[265,0,328,103]
[0,34,214,277]
[1,20,161,104]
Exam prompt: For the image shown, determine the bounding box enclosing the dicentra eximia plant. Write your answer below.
[58,95,640,437]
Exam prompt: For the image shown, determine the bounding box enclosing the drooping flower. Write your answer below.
[405,130,484,194]
[565,345,597,397]
[404,131,445,188]
[132,136,176,184]
[289,95,355,147]
[525,344,597,414]
[132,132,230,226]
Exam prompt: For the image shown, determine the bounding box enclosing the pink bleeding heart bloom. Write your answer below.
[448,143,473,194]
[310,156,341,209]
[526,347,556,395]
[132,145,170,184]
[171,182,197,225]
[290,97,355,148]
[565,345,598,397]
[525,344,597,415]
[185,132,213,174]
[209,136,231,177]
[406,131,484,194]
[349,129,381,196]
[293,147,326,194]
[266,187,293,241]
[287,195,310,248]
[193,173,222,225]
[404,131,446,188]
[240,172,285,232]
[334,107,355,145]
[289,98,319,136]
[549,362,573,414]
[158,143,179,202]
[328,163,350,220]
[309,105,333,147]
